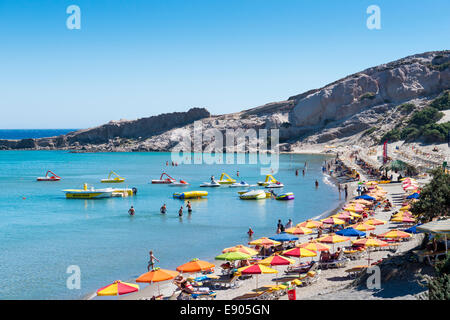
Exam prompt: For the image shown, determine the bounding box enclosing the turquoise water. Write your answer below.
[0,151,339,300]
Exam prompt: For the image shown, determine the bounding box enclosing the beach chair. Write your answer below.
[181,291,217,300]
[285,261,317,275]
[208,274,241,290]
[319,251,349,269]
[297,270,321,286]
[232,290,271,300]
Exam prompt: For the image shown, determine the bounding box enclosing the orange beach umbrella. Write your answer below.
[176,258,215,273]
[378,229,412,239]
[296,220,323,229]
[285,226,313,235]
[297,241,330,252]
[249,237,281,247]
[136,268,179,283]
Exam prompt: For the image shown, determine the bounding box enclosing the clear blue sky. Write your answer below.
[0,0,449,129]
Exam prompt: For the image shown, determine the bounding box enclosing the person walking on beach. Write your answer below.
[178,206,183,217]
[315,180,319,188]
[160,204,167,214]
[128,206,135,216]
[186,201,192,214]
[148,250,160,271]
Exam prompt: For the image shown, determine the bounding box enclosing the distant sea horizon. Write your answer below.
[0,129,79,140]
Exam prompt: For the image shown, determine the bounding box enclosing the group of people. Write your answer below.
[160,202,193,216]
[276,219,293,233]
[319,247,342,263]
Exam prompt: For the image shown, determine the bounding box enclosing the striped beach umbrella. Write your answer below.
[317,234,350,244]
[248,237,281,247]
[321,217,346,225]
[222,245,259,256]
[352,237,389,265]
[259,255,296,266]
[282,247,317,258]
[297,241,330,252]
[349,223,376,232]
[296,220,323,229]
[390,216,416,223]
[237,264,278,289]
[378,229,412,239]
[285,226,313,235]
[97,280,139,296]
[365,218,387,226]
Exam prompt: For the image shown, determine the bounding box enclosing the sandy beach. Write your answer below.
[114,151,430,301]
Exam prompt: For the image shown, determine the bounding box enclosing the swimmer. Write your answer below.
[160,204,167,214]
[128,206,135,216]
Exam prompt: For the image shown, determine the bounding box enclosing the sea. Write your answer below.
[0,129,77,140]
[0,149,340,299]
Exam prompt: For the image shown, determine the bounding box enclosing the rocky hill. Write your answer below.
[1,50,449,152]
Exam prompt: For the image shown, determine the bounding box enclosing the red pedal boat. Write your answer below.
[151,172,176,184]
[37,170,61,181]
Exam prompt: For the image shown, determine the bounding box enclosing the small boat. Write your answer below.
[265,182,284,188]
[101,171,125,183]
[168,180,190,186]
[276,192,295,200]
[230,181,250,187]
[37,170,61,181]
[200,180,221,187]
[173,191,208,199]
[63,184,114,199]
[151,173,176,184]
[217,172,236,185]
[257,174,278,186]
[239,190,266,200]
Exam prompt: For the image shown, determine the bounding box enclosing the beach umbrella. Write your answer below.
[269,232,299,242]
[404,224,423,234]
[378,230,412,239]
[96,280,139,296]
[296,241,330,252]
[343,205,364,213]
[282,247,317,258]
[237,264,278,289]
[222,245,258,256]
[285,227,313,235]
[349,223,376,232]
[259,255,296,266]
[365,218,387,226]
[365,181,378,186]
[353,199,373,205]
[390,216,416,223]
[332,213,352,220]
[176,258,215,273]
[321,217,345,225]
[352,238,389,265]
[399,205,411,211]
[336,227,366,237]
[355,195,376,201]
[404,186,417,192]
[392,211,413,219]
[215,251,252,261]
[248,237,281,247]
[296,220,323,229]
[136,268,179,296]
[317,234,350,243]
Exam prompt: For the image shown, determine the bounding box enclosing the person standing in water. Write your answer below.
[147,250,160,271]
[128,206,135,216]
[186,201,192,214]
[237,170,240,177]
[247,227,254,237]
[178,206,183,217]
[344,184,348,199]
[302,169,305,176]
[295,169,299,176]
[160,204,167,214]
[315,180,319,188]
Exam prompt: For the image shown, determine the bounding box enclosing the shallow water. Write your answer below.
[0,151,339,299]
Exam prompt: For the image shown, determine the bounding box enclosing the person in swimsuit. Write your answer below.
[186,201,192,214]
[128,206,135,216]
[178,206,183,217]
[160,204,167,214]
[147,250,160,271]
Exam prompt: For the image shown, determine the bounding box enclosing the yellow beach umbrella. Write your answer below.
[296,220,323,229]
[248,237,281,247]
[378,229,412,239]
[297,241,330,252]
[237,264,278,289]
[97,280,139,296]
[352,237,389,265]
[282,247,317,258]
[365,218,387,226]
[222,245,259,256]
[391,216,416,223]
[285,227,313,235]
[321,217,346,225]
[349,223,376,232]
[317,234,350,244]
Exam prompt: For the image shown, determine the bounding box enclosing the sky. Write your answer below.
[0,0,449,129]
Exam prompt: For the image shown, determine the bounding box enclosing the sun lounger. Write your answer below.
[232,291,271,300]
[414,249,448,266]
[319,251,349,269]
[208,274,241,289]
[285,261,317,274]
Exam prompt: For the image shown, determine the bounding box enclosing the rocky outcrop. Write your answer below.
[1,50,449,152]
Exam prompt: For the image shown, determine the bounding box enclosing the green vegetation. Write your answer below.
[411,168,450,221]
[427,253,450,300]
[430,90,450,111]
[359,92,376,101]
[430,62,450,71]
[398,103,416,114]
[381,106,449,143]
[362,127,377,136]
